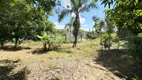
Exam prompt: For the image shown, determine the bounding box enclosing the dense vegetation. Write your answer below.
[0,0,142,79]
[100,0,142,63]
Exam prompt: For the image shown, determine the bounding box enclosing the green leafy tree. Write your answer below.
[25,0,56,15]
[101,0,142,63]
[0,0,56,48]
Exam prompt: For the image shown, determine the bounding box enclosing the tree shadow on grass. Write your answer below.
[31,47,72,54]
[31,48,49,54]
[31,48,72,55]
[0,59,27,80]
[95,49,135,79]
[0,45,31,51]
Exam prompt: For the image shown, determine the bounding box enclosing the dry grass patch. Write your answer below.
[0,39,100,66]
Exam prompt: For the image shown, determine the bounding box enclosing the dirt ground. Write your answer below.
[0,40,128,80]
[27,57,126,80]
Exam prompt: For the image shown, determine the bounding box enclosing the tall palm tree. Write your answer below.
[58,0,97,47]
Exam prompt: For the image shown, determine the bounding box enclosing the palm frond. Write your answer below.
[65,16,74,28]
[80,0,88,5]
[93,16,100,22]
[58,10,71,22]
[70,0,76,6]
[101,0,114,8]
[88,2,98,9]
[79,1,97,12]
[79,6,89,12]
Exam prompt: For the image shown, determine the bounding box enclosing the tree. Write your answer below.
[101,0,142,62]
[94,20,105,45]
[103,9,115,49]
[58,0,97,47]
[25,0,56,15]
[0,0,56,48]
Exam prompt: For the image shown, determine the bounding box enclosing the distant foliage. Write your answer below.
[86,31,97,39]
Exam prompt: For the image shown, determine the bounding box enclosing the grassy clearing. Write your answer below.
[0,39,138,79]
[0,39,101,80]
[0,39,100,65]
[27,41,42,46]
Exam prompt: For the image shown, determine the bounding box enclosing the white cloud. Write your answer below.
[80,17,85,24]
[84,24,88,27]
[54,22,65,29]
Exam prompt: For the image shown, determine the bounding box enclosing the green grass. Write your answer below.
[27,41,42,46]
[0,39,100,65]
[48,63,59,69]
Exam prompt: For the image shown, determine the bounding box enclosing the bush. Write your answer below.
[101,33,112,49]
[86,31,97,39]
[37,31,64,50]
[128,33,142,63]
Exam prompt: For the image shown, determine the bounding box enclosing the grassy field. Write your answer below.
[0,39,100,65]
[0,39,138,80]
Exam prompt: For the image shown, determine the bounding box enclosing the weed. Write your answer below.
[48,63,58,69]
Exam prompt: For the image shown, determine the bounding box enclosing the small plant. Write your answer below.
[37,31,64,51]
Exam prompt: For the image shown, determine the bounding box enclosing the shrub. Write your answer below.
[37,31,64,51]
[127,33,142,63]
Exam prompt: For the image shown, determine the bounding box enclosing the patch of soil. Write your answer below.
[27,58,124,80]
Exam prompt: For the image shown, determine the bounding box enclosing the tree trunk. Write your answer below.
[0,41,4,49]
[43,42,47,51]
[73,35,77,47]
[72,13,80,47]
[15,36,18,49]
[81,35,83,41]
[48,44,52,51]
[14,24,20,49]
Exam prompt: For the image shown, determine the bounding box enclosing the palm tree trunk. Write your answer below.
[73,35,77,47]
[72,13,80,47]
